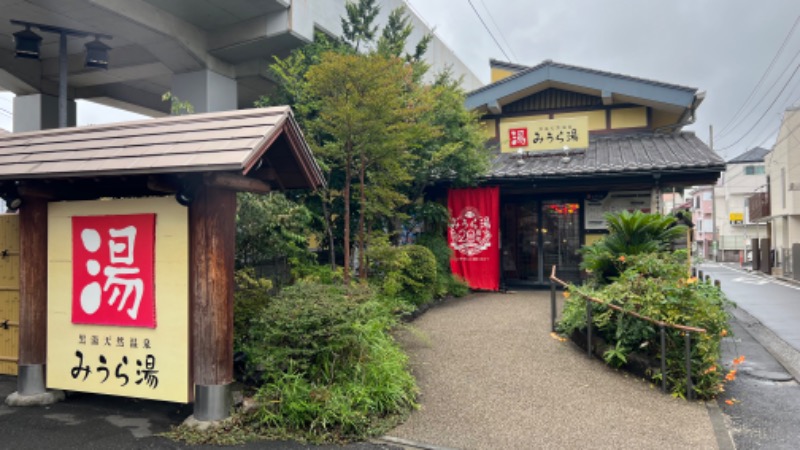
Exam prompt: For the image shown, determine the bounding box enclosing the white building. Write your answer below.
[763,107,800,279]
[716,147,769,263]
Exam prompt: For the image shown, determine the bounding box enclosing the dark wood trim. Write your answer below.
[480,103,646,121]
[18,196,47,366]
[189,186,235,387]
[146,175,179,194]
[204,172,271,194]
[17,184,56,200]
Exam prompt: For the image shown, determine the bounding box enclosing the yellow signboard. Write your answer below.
[730,212,744,224]
[47,197,190,403]
[499,116,589,153]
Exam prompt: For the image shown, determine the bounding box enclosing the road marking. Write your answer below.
[712,264,800,292]
[731,276,769,285]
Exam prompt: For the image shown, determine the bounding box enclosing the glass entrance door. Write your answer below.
[541,200,582,283]
[501,198,582,285]
[501,202,539,283]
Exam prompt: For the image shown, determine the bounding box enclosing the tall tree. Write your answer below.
[262,1,490,282]
[306,52,422,283]
[341,0,380,52]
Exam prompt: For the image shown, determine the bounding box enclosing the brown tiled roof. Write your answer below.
[0,107,323,188]
[489,132,724,179]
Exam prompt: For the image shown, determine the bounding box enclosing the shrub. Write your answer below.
[558,251,732,399]
[581,210,686,285]
[233,269,273,351]
[416,232,471,299]
[368,241,437,307]
[243,281,417,441]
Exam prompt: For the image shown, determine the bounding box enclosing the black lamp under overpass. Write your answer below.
[10,19,113,128]
[12,25,42,59]
[84,37,111,69]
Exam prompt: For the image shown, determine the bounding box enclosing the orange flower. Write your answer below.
[563,291,571,299]
[618,255,626,262]
[720,329,728,337]
[703,365,717,374]
[686,277,698,284]
[725,369,737,381]
[725,399,734,406]
[733,355,746,365]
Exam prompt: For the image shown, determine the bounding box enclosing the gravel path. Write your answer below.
[388,291,719,450]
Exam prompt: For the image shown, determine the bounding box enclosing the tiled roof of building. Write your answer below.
[727,146,769,163]
[489,132,724,179]
[472,60,698,97]
[0,107,324,189]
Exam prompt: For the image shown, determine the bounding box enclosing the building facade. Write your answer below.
[761,108,800,279]
[690,186,716,260]
[714,148,768,263]
[459,60,724,286]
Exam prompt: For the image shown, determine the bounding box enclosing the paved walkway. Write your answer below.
[387,291,720,450]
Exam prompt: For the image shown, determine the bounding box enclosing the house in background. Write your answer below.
[714,147,769,263]
[690,186,716,259]
[753,107,800,280]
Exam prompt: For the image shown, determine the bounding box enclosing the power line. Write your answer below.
[476,0,518,62]
[717,47,800,144]
[466,0,511,61]
[716,14,800,137]
[716,61,800,152]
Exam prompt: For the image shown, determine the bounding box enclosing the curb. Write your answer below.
[375,436,459,450]
[706,400,736,450]
[728,306,800,383]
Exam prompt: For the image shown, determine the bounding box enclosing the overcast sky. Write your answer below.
[408,0,800,160]
[2,0,799,162]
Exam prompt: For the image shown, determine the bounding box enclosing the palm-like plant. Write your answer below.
[581,210,687,285]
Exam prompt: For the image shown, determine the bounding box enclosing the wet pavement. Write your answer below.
[0,376,394,450]
[699,262,800,449]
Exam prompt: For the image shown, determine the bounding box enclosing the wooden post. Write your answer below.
[189,185,236,421]
[17,196,48,395]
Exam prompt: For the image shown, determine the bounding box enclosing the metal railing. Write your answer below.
[549,266,708,400]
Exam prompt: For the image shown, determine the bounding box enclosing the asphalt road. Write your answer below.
[699,262,800,450]
[0,376,396,450]
[698,263,800,352]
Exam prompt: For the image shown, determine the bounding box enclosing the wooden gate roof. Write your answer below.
[0,107,324,191]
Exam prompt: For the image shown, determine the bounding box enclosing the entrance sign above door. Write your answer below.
[500,116,589,153]
[448,187,500,291]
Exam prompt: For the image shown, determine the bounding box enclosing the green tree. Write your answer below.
[262,0,490,282]
[307,52,426,282]
[341,0,380,52]
[235,192,316,270]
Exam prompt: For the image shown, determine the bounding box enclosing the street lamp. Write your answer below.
[10,19,112,128]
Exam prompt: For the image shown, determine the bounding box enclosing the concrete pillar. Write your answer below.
[171,69,237,114]
[13,94,76,132]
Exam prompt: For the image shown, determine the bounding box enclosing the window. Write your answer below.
[745,165,765,175]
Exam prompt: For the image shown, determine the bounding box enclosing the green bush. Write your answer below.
[234,269,273,351]
[243,281,417,441]
[368,241,437,307]
[416,233,471,299]
[558,251,732,399]
[581,210,686,285]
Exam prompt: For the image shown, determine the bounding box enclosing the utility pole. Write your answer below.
[710,125,718,261]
